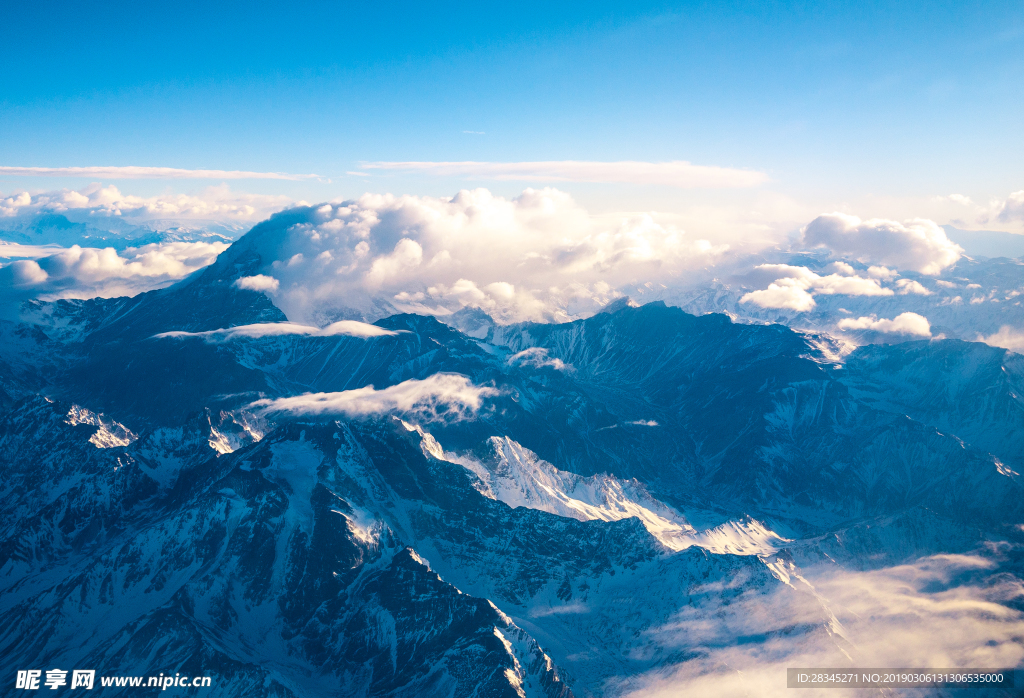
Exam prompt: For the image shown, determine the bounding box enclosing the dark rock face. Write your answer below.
[1,226,1022,696]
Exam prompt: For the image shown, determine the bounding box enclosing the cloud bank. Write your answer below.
[360,160,768,188]
[0,184,294,306]
[621,552,1024,698]
[0,166,323,181]
[803,213,963,274]
[229,188,733,323]
[1,183,293,221]
[3,182,1010,342]
[249,373,498,422]
[0,241,228,301]
[154,320,400,343]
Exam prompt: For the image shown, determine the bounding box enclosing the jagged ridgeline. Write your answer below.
[1,216,1022,697]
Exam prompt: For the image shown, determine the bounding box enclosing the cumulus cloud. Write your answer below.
[620,553,1024,698]
[248,373,499,422]
[739,264,893,312]
[803,213,963,275]
[827,261,855,275]
[359,160,768,188]
[228,188,731,324]
[978,326,1024,353]
[0,259,49,287]
[741,280,817,311]
[895,278,932,295]
[0,241,228,301]
[234,275,280,292]
[153,320,401,343]
[866,265,897,280]
[0,183,293,221]
[836,312,932,336]
[0,165,322,181]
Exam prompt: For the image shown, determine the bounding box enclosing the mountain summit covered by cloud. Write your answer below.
[4,185,1024,352]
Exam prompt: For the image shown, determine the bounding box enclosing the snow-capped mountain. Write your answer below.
[1,218,1021,697]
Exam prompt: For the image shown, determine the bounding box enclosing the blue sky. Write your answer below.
[1,0,1022,231]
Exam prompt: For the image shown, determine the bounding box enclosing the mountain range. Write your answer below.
[1,212,1022,696]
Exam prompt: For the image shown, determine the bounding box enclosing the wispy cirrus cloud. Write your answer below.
[0,165,325,181]
[153,320,401,343]
[359,160,768,188]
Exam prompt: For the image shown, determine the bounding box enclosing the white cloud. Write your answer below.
[0,243,68,259]
[0,165,322,181]
[234,275,280,292]
[750,265,894,297]
[977,325,1024,353]
[740,280,817,312]
[740,264,892,312]
[814,274,893,297]
[866,265,897,280]
[0,259,49,287]
[803,213,963,274]
[232,188,731,324]
[248,373,499,422]
[1,191,32,214]
[621,553,1024,698]
[153,320,401,343]
[836,312,932,336]
[826,261,855,275]
[0,183,293,221]
[997,190,1024,222]
[359,161,768,188]
[895,278,932,295]
[364,238,423,287]
[0,241,228,300]
[508,347,570,372]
